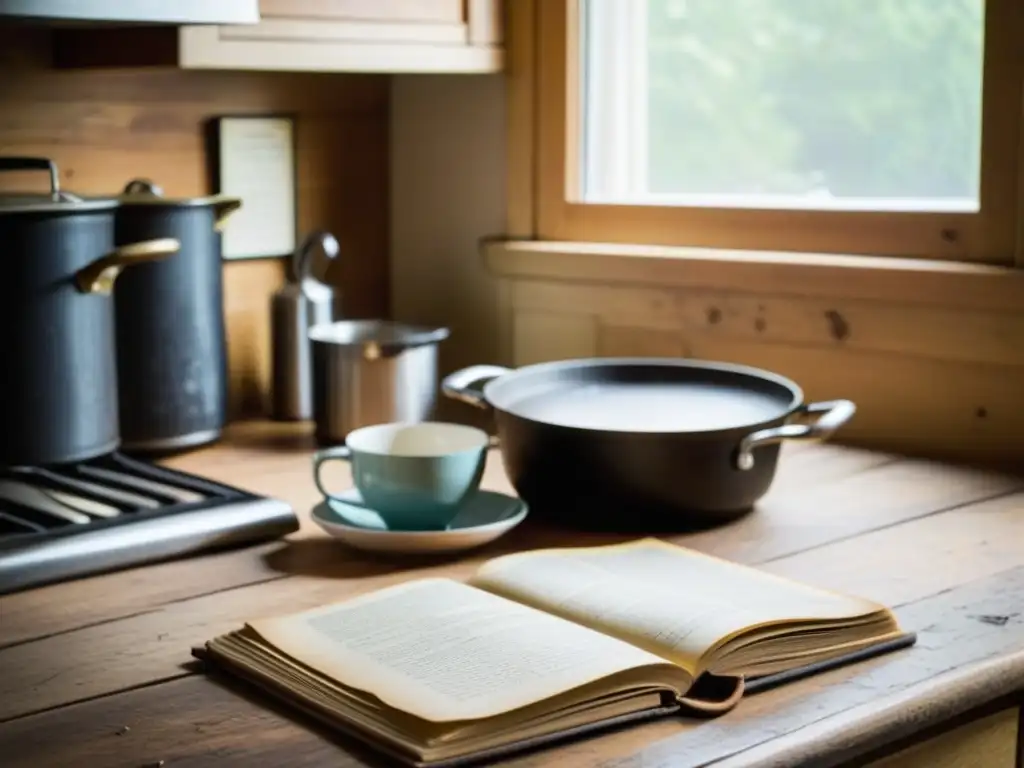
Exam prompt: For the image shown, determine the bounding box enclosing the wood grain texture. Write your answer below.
[597,324,688,359]
[594,569,1024,768]
[503,0,537,236]
[1018,712,1023,768]
[499,270,1024,467]
[761,491,1024,609]
[0,424,893,649]
[686,337,1024,467]
[0,427,1019,723]
[514,279,1024,368]
[862,709,1018,768]
[486,240,1024,315]
[512,311,597,364]
[0,40,389,416]
[0,675,356,768]
[5,563,1024,768]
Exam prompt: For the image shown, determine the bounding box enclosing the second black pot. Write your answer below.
[443,358,856,531]
[112,179,242,454]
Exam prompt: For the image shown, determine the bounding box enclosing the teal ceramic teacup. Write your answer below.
[312,422,490,531]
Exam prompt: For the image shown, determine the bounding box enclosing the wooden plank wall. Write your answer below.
[0,26,390,417]
[500,278,1024,469]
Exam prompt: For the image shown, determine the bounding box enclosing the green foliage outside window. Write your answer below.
[645,0,984,202]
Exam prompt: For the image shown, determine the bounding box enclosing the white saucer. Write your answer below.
[310,489,528,555]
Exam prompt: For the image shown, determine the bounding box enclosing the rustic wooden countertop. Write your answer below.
[2,421,1024,767]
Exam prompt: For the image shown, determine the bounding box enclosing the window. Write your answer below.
[535,0,1024,263]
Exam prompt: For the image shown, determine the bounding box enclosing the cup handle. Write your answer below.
[313,445,352,500]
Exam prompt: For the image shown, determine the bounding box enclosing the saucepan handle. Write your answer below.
[312,446,352,500]
[735,399,856,471]
[441,365,511,410]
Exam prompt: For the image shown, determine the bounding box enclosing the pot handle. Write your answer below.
[75,238,181,295]
[362,327,451,361]
[0,156,61,197]
[441,365,511,409]
[213,197,243,232]
[735,399,856,471]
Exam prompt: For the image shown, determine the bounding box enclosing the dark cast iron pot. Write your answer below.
[442,358,856,531]
[0,157,180,466]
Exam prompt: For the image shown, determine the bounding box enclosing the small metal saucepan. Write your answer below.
[443,358,855,530]
[0,157,180,466]
[310,320,450,446]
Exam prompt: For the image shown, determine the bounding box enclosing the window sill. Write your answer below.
[483,239,1024,313]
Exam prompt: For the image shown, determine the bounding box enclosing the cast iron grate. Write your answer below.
[0,452,297,594]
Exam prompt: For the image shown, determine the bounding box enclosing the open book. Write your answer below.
[199,539,911,767]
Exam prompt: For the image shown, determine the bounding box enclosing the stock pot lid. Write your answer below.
[0,156,116,215]
[0,192,116,215]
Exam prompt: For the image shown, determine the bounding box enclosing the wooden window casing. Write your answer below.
[534,0,1024,265]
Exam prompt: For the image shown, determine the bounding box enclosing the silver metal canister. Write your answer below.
[309,320,450,445]
[270,232,339,421]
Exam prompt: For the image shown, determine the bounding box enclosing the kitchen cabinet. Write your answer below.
[0,0,259,25]
[53,0,504,73]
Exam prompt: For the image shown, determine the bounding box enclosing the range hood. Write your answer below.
[0,0,259,25]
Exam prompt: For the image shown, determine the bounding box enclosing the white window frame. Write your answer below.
[580,0,649,202]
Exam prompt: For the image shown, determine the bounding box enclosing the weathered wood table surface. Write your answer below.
[2,421,1023,767]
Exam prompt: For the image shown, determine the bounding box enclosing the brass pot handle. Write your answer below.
[214,197,242,231]
[76,238,181,295]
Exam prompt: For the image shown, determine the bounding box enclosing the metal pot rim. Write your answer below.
[0,156,118,215]
[484,357,806,436]
[0,194,118,216]
[309,320,450,351]
[116,178,240,209]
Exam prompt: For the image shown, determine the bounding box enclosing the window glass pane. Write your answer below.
[581,0,985,212]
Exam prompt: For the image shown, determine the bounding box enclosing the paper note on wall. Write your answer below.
[217,117,297,260]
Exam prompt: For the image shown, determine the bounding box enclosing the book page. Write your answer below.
[248,578,674,723]
[471,539,886,672]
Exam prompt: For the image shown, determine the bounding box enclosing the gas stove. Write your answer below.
[0,451,297,594]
